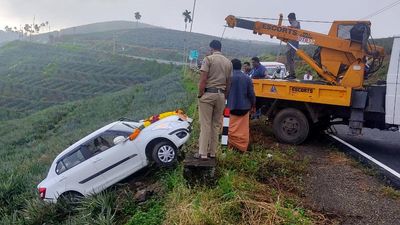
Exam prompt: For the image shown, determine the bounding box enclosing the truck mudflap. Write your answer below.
[349,90,368,135]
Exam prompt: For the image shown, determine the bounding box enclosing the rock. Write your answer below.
[146,182,164,195]
[133,182,164,202]
[134,189,148,202]
[133,181,145,188]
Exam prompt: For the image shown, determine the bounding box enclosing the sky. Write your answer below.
[1,0,399,42]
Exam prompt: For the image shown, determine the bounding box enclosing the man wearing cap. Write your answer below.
[286,12,301,80]
[196,40,232,160]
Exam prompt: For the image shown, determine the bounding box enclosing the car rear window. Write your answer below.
[63,150,85,169]
[56,161,67,174]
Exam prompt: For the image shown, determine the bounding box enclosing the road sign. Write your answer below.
[189,50,199,60]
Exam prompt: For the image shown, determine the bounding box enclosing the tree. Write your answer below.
[23,24,33,36]
[4,26,14,32]
[182,10,193,67]
[134,12,142,26]
[23,21,47,40]
[182,10,192,32]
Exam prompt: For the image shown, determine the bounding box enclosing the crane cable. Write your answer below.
[360,0,400,19]
[220,25,227,41]
[237,16,332,24]
[239,0,400,24]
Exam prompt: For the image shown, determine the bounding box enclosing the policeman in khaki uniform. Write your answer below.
[196,40,232,160]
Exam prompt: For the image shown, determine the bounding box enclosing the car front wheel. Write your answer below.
[151,141,177,167]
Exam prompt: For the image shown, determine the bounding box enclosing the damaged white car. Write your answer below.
[38,112,192,202]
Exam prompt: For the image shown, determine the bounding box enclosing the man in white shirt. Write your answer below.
[303,70,313,81]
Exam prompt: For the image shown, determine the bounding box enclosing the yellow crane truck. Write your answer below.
[225,15,400,144]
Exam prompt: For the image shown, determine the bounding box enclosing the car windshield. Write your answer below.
[122,122,137,129]
[266,67,277,76]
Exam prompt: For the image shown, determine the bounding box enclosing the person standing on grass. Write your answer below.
[227,59,256,152]
[196,40,232,160]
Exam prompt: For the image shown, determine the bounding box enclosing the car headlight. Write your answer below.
[176,131,188,139]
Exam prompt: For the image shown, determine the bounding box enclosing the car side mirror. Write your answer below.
[276,68,281,74]
[113,136,126,145]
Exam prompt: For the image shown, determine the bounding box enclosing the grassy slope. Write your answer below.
[126,72,325,225]
[0,41,176,120]
[0,70,193,223]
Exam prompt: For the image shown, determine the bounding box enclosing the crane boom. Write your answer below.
[225,15,385,89]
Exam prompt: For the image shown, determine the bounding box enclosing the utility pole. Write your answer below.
[189,0,197,33]
[113,33,116,55]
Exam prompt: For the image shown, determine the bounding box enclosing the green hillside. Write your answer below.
[0,34,197,224]
[56,28,280,62]
[0,70,193,223]
[0,41,177,120]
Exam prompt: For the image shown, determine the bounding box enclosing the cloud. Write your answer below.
[0,0,399,39]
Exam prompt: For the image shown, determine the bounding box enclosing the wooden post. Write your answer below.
[183,155,217,186]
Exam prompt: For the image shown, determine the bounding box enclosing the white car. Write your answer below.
[38,115,191,202]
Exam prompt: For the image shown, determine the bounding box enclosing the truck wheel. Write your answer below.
[151,141,177,167]
[272,108,309,145]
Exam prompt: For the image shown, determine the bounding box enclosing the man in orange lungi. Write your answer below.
[227,59,256,152]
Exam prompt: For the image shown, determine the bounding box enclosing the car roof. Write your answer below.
[261,61,285,67]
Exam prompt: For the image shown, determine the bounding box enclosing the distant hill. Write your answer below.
[0,31,18,44]
[1,21,157,45]
[56,27,280,61]
[0,41,177,120]
[58,20,157,36]
[374,37,394,54]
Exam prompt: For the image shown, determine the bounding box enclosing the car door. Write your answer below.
[53,160,68,198]
[61,147,106,196]
[89,131,144,188]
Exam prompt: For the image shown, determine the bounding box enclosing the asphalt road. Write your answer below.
[333,125,400,174]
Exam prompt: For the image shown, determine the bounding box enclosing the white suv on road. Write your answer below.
[38,114,191,202]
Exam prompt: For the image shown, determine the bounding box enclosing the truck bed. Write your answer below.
[253,79,353,107]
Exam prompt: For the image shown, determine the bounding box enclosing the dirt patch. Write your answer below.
[249,121,400,224]
[298,140,400,225]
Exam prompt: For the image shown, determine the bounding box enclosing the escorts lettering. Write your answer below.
[263,24,298,36]
[291,87,314,93]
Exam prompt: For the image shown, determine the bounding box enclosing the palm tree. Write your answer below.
[182,10,192,32]
[182,10,192,66]
[134,12,142,27]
